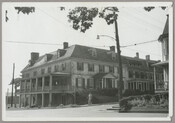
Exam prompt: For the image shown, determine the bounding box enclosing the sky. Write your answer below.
[2,2,172,92]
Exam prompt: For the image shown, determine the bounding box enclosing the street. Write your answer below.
[4,104,169,121]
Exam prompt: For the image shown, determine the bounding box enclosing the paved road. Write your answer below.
[4,104,169,121]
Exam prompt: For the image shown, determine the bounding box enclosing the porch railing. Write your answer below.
[52,86,74,91]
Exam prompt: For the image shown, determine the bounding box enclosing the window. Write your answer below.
[128,71,134,78]
[41,68,45,75]
[140,72,145,79]
[26,73,30,78]
[135,71,140,78]
[48,67,52,73]
[87,78,94,89]
[33,71,37,77]
[109,66,114,73]
[99,65,105,73]
[54,65,59,72]
[88,64,94,72]
[62,63,66,71]
[77,62,84,71]
[76,78,85,88]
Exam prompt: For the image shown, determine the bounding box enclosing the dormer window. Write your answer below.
[57,49,66,58]
[45,54,53,62]
[88,48,97,57]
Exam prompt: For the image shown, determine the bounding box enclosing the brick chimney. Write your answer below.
[31,52,39,61]
[136,52,139,58]
[63,42,68,49]
[110,46,115,52]
[146,55,150,60]
[30,52,39,66]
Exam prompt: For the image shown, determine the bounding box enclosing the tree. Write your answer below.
[14,7,35,14]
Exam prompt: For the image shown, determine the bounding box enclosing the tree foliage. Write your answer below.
[67,7,119,33]
[14,7,35,14]
[144,6,167,12]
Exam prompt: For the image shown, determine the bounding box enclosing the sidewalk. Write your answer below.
[6,102,119,111]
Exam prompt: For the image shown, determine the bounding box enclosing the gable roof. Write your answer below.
[158,15,169,41]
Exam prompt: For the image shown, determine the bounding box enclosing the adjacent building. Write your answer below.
[19,42,163,107]
[153,15,169,93]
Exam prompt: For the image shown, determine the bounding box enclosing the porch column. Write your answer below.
[20,81,22,92]
[101,79,104,89]
[24,94,26,107]
[49,93,52,107]
[146,82,149,91]
[30,79,32,91]
[36,78,38,90]
[42,93,44,107]
[19,95,21,108]
[24,80,27,91]
[29,94,32,107]
[42,77,45,91]
[49,75,52,90]
[136,82,138,90]
[115,79,117,88]
[35,94,38,106]
[153,67,157,91]
[112,79,114,88]
[105,78,107,88]
[133,82,135,90]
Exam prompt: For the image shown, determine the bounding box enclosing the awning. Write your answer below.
[152,61,169,66]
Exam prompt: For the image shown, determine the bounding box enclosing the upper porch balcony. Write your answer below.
[20,72,74,93]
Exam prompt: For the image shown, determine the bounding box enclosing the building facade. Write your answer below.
[19,42,163,107]
[153,15,169,93]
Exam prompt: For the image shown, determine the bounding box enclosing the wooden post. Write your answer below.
[11,63,15,107]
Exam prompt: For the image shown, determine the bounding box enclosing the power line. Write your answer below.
[121,39,158,48]
[5,38,158,47]
[5,41,62,45]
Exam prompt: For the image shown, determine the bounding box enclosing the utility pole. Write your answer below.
[6,88,9,108]
[11,63,15,107]
[14,81,17,108]
[114,15,124,102]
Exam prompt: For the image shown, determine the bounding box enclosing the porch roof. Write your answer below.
[93,73,117,80]
[51,72,70,76]
[152,61,169,66]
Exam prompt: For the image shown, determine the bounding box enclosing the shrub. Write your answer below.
[119,96,133,111]
[123,89,154,97]
[98,88,118,96]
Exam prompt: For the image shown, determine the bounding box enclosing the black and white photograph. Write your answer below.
[2,2,173,121]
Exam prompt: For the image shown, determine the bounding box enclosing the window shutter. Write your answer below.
[82,78,85,88]
[82,63,84,71]
[76,78,78,87]
[87,79,89,89]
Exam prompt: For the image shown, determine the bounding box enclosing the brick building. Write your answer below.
[19,42,163,107]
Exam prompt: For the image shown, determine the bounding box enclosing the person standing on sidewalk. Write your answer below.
[88,93,92,105]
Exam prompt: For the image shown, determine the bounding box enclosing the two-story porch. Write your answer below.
[19,72,74,108]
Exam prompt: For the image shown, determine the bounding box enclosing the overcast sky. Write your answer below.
[2,2,172,92]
